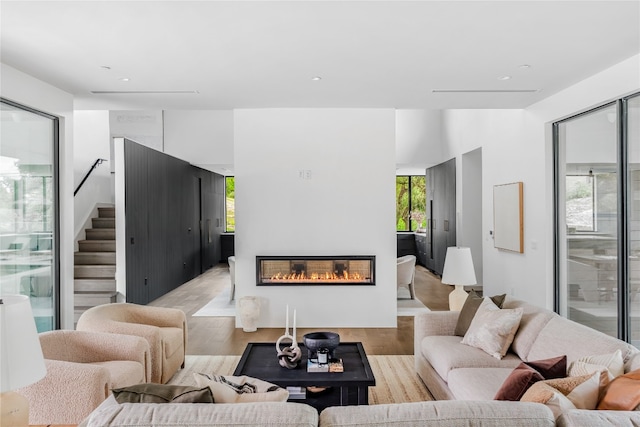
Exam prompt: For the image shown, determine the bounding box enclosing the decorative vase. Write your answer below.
[303,331,340,361]
[238,296,261,332]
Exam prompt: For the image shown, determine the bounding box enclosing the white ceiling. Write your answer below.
[1,1,639,111]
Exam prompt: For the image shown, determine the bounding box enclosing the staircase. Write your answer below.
[74,206,117,323]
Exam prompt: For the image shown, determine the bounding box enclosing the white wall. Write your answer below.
[164,110,234,175]
[234,108,397,328]
[461,147,483,284]
[109,110,164,152]
[73,111,112,241]
[441,54,640,309]
[1,63,75,329]
[395,109,442,172]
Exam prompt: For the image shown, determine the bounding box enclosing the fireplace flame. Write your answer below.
[269,270,364,283]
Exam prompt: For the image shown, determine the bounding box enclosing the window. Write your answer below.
[396,175,426,232]
[565,174,595,232]
[0,98,59,332]
[225,176,235,232]
[554,92,640,348]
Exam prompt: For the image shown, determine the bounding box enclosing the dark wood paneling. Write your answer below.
[123,139,223,304]
[124,140,149,304]
[425,158,456,276]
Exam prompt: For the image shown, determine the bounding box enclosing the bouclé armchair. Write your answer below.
[17,330,150,425]
[76,303,187,383]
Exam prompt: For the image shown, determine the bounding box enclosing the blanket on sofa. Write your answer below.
[167,355,433,404]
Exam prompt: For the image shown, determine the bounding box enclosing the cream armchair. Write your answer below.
[228,255,236,302]
[76,303,187,383]
[397,255,417,299]
[18,330,149,425]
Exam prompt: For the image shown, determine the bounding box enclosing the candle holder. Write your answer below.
[275,305,301,369]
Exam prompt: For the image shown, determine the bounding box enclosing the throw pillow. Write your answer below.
[461,297,523,359]
[568,349,624,381]
[494,363,544,401]
[521,371,605,413]
[597,368,640,410]
[494,355,567,401]
[520,382,578,419]
[526,355,567,380]
[454,290,507,336]
[194,373,289,403]
[112,383,214,404]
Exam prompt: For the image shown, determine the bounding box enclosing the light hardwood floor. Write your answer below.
[149,263,451,356]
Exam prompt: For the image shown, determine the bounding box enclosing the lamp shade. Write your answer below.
[441,247,477,286]
[0,295,46,392]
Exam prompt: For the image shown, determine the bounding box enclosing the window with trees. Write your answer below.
[396,175,426,232]
[225,176,235,232]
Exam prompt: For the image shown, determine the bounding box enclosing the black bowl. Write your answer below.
[303,331,340,360]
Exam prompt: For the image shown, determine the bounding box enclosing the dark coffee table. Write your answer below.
[234,342,375,411]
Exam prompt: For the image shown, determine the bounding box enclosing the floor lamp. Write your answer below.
[0,295,47,427]
[441,247,477,311]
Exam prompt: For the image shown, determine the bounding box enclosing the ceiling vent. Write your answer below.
[90,90,199,94]
[432,89,538,93]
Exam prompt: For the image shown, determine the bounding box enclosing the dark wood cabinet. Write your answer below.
[397,233,417,258]
[220,233,235,262]
[425,158,456,275]
[123,139,224,304]
[414,233,427,267]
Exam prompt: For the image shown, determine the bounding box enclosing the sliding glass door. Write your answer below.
[555,92,640,347]
[0,98,59,331]
[628,93,640,347]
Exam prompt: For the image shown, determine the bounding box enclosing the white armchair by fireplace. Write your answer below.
[228,256,236,302]
[397,255,417,300]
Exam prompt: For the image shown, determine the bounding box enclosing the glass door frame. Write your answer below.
[1,97,61,329]
[553,93,639,344]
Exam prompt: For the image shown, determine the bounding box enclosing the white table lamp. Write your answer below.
[441,247,477,311]
[0,295,47,427]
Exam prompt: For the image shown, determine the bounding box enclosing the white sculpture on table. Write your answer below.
[275,304,301,369]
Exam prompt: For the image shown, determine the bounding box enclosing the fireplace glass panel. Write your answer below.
[256,256,375,285]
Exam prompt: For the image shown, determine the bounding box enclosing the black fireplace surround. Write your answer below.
[256,255,375,286]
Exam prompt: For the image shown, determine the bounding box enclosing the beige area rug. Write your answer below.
[192,287,235,317]
[168,355,433,405]
[397,287,431,316]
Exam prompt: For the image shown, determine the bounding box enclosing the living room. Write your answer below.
[1,1,640,426]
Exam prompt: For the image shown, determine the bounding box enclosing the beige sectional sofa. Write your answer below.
[414,296,640,426]
[80,395,555,427]
[77,295,640,426]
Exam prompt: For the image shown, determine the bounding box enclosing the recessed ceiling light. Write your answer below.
[311,76,322,81]
[119,77,130,82]
[518,64,532,69]
[497,75,512,81]
[100,65,111,70]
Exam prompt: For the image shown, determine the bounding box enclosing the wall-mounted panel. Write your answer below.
[493,181,524,253]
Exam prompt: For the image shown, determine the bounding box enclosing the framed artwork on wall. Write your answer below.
[493,181,524,253]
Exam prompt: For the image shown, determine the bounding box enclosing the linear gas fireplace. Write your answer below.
[256,255,375,286]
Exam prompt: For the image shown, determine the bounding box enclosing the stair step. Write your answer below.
[74,278,116,292]
[92,218,115,229]
[98,207,115,218]
[74,265,116,278]
[74,291,117,307]
[74,252,116,265]
[85,229,115,240]
[79,240,115,252]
